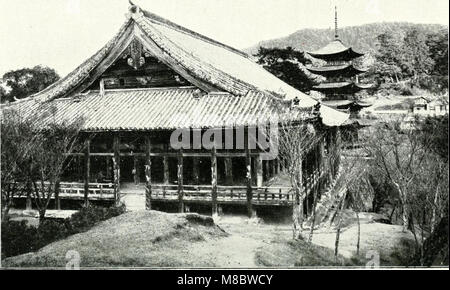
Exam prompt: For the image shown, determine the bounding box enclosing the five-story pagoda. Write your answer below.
[307,7,372,118]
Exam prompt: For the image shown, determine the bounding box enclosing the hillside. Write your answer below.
[2,211,356,268]
[245,22,448,56]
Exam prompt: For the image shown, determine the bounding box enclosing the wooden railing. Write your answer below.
[150,184,294,206]
[8,163,336,206]
[10,182,115,200]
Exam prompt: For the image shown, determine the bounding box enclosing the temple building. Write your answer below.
[307,7,372,118]
[2,4,349,216]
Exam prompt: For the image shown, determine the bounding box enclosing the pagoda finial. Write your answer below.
[334,6,339,39]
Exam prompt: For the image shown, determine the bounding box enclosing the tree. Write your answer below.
[419,114,448,162]
[255,47,318,92]
[408,152,448,265]
[1,105,84,221]
[363,119,430,232]
[1,65,60,103]
[402,29,435,84]
[373,32,405,83]
[275,103,324,240]
[1,109,37,219]
[0,85,7,102]
[427,29,449,77]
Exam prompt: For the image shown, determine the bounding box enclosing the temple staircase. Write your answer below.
[304,164,348,230]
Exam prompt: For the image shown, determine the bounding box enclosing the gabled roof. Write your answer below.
[3,4,349,127]
[308,39,364,61]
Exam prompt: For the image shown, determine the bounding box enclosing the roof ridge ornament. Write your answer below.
[128,1,144,20]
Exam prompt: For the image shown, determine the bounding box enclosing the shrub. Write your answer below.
[36,219,68,249]
[1,204,126,258]
[1,220,38,259]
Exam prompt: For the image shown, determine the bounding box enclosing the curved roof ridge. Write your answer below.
[138,7,250,59]
[135,14,256,96]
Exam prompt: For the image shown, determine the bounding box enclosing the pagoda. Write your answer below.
[307,7,372,118]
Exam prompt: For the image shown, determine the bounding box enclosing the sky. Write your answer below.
[0,0,448,77]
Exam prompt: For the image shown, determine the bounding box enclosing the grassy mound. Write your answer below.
[255,239,359,267]
[2,211,227,268]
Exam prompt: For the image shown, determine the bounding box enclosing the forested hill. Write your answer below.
[245,22,448,56]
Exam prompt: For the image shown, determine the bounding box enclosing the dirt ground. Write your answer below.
[2,209,415,268]
[192,213,415,267]
[188,215,292,267]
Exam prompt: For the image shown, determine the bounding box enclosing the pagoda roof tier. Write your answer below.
[322,99,373,110]
[313,82,373,94]
[308,40,364,61]
[307,63,367,77]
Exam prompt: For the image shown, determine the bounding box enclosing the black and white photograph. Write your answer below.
[0,0,448,273]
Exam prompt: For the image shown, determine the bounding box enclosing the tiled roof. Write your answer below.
[7,87,318,131]
[3,4,350,128]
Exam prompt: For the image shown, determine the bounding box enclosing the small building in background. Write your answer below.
[412,97,449,116]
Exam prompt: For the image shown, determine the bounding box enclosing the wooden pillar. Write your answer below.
[264,159,270,181]
[145,135,152,210]
[26,184,32,210]
[251,157,257,185]
[177,149,184,213]
[192,157,199,185]
[113,134,121,206]
[133,154,138,184]
[211,147,218,217]
[224,157,233,185]
[77,155,82,182]
[106,157,111,180]
[55,179,61,210]
[84,137,91,207]
[270,159,277,177]
[245,128,254,218]
[256,154,263,188]
[163,156,169,184]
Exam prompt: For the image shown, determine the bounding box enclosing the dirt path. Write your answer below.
[188,215,292,267]
[188,234,265,267]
